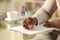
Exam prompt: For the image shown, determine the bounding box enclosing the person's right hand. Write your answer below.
[23,17,38,30]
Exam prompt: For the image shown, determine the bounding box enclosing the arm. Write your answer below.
[32,0,57,24]
[23,0,57,30]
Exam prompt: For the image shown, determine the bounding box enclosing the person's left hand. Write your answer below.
[44,19,60,28]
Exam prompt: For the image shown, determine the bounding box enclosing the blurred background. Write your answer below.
[0,0,60,40]
[0,0,45,40]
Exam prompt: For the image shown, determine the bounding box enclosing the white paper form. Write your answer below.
[8,24,55,35]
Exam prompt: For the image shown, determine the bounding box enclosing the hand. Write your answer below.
[44,20,60,28]
[23,17,38,30]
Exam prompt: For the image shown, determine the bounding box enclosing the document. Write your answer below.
[8,24,55,35]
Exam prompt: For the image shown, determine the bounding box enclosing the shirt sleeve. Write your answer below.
[32,0,57,24]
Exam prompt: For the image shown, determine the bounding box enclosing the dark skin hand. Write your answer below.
[44,20,60,28]
[23,17,38,30]
[44,19,60,34]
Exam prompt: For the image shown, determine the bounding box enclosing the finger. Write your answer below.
[23,22,28,27]
[23,19,30,25]
[44,23,51,26]
[23,23,33,30]
[23,24,29,30]
[23,21,29,27]
[23,22,33,30]
[44,23,54,28]
[28,25,33,30]
[23,21,32,29]
[46,24,54,28]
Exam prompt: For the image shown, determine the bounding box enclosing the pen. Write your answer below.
[24,7,28,18]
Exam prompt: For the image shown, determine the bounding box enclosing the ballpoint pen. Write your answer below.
[24,7,28,18]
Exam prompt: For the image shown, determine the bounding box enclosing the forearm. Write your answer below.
[32,0,57,24]
[43,0,57,16]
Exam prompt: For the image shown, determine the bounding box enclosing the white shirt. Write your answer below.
[32,0,57,24]
[32,0,60,40]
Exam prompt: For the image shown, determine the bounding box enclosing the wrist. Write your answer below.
[33,17,38,25]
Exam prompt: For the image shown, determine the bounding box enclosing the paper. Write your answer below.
[8,24,55,35]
